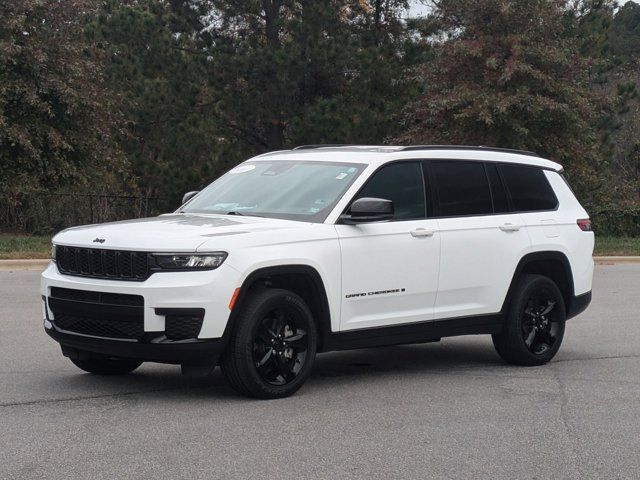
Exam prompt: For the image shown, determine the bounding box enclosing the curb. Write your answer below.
[0,259,50,271]
[0,256,639,271]
[593,256,640,264]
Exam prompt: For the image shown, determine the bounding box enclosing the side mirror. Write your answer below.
[340,197,394,224]
[182,191,199,205]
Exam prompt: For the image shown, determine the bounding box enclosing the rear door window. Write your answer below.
[499,165,558,212]
[430,161,493,217]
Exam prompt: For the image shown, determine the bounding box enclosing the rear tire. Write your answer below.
[221,288,317,399]
[70,356,143,375]
[492,274,566,366]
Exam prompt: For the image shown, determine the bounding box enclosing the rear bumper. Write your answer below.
[45,320,225,365]
[566,291,592,320]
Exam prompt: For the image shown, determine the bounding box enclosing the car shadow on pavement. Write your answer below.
[310,339,503,381]
[31,338,506,404]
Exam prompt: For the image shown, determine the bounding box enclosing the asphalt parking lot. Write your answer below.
[1,264,639,479]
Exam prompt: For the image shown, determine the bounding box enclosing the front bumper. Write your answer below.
[45,321,225,365]
[41,260,243,368]
[41,261,242,338]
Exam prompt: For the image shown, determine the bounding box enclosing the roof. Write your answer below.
[251,145,563,171]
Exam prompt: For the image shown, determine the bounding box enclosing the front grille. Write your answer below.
[56,246,150,281]
[54,313,144,340]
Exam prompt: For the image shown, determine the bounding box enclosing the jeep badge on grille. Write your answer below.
[93,238,105,244]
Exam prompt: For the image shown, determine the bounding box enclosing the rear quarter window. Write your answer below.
[499,165,558,212]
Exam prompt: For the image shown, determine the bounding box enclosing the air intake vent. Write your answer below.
[48,288,145,340]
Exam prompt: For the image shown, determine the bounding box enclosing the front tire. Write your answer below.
[70,356,143,375]
[221,288,317,399]
[493,274,566,366]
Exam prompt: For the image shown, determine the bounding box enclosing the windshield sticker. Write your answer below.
[336,173,348,180]
[212,202,240,210]
[228,164,256,174]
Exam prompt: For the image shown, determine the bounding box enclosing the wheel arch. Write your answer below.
[224,264,333,351]
[502,251,575,317]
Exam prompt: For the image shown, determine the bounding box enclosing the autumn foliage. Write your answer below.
[396,0,614,204]
[1,0,639,231]
[0,0,129,194]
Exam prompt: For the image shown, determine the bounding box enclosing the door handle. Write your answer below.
[410,228,435,237]
[499,223,521,232]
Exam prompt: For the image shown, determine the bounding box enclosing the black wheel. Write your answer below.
[492,274,566,366]
[70,356,143,375]
[220,288,317,399]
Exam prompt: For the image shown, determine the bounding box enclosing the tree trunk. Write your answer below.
[262,0,285,149]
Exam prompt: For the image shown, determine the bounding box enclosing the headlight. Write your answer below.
[51,244,57,262]
[152,252,227,270]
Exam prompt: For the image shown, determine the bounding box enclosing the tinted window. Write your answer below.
[356,162,425,220]
[430,162,492,216]
[500,165,558,211]
[485,163,510,213]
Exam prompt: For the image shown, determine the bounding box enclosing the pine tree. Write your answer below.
[204,0,415,149]
[89,0,420,205]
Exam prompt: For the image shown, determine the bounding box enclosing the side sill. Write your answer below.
[321,314,503,352]
[566,291,592,320]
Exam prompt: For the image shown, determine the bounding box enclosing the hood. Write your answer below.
[52,214,307,252]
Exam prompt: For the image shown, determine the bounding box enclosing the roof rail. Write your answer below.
[293,144,355,150]
[399,145,540,157]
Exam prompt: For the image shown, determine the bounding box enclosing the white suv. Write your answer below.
[42,145,594,398]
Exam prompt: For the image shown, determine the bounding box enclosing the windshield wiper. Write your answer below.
[226,211,245,216]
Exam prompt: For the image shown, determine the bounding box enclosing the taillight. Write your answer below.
[577,218,592,231]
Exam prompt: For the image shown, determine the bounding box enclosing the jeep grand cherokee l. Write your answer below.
[42,145,594,398]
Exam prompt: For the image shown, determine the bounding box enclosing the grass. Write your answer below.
[0,234,52,260]
[0,234,638,259]
[593,236,640,256]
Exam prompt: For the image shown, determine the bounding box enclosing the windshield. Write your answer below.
[181,160,365,222]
